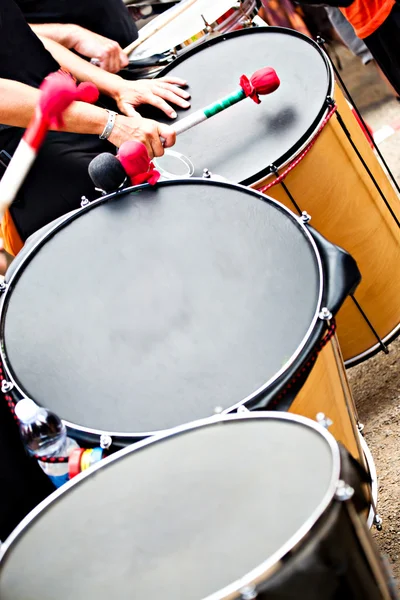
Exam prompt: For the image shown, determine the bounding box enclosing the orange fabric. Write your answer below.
[341,0,395,38]
[0,210,24,257]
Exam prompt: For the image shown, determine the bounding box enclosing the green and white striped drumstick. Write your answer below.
[172,66,280,137]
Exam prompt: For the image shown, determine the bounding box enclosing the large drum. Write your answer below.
[0,180,361,458]
[0,414,395,599]
[126,0,259,77]
[145,27,400,366]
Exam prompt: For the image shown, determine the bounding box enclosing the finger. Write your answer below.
[153,85,191,109]
[0,255,7,277]
[158,76,188,87]
[158,123,176,149]
[99,52,112,73]
[120,101,138,118]
[108,47,120,74]
[149,130,165,158]
[142,137,155,159]
[119,51,129,68]
[146,93,178,119]
[156,82,191,100]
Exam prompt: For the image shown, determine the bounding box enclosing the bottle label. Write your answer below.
[48,473,69,488]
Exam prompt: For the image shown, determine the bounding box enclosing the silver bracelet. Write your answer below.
[99,110,117,140]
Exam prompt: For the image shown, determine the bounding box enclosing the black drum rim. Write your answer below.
[0,180,325,441]
[0,412,341,599]
[154,26,335,187]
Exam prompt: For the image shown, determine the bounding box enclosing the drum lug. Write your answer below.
[357,421,365,433]
[80,196,91,208]
[316,412,333,429]
[100,434,113,450]
[301,211,311,224]
[203,168,212,179]
[334,480,355,502]
[319,307,333,321]
[240,585,257,600]
[1,380,14,394]
[326,96,335,109]
[0,281,8,294]
[373,514,383,531]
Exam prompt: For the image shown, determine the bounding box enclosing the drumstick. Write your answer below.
[171,66,280,137]
[123,0,198,55]
[0,72,99,222]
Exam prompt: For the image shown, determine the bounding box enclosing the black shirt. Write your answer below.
[17,0,138,48]
[0,0,59,88]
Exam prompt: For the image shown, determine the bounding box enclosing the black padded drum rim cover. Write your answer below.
[0,413,341,600]
[142,27,334,185]
[0,180,323,437]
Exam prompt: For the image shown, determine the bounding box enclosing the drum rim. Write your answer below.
[0,179,325,440]
[154,27,335,187]
[0,412,341,600]
[129,0,258,61]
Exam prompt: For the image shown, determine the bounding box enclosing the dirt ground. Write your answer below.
[331,43,400,581]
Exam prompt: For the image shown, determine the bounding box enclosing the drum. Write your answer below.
[126,0,258,78]
[0,180,361,456]
[145,27,400,366]
[0,414,395,599]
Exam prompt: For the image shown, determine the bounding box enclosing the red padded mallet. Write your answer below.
[0,71,99,219]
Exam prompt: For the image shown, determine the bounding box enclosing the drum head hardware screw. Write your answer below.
[316,412,333,429]
[319,307,333,321]
[335,480,354,502]
[240,585,257,600]
[357,422,365,433]
[100,434,112,450]
[301,211,311,224]
[0,282,8,294]
[1,380,13,393]
[80,196,90,208]
[201,14,213,32]
[203,168,212,179]
[237,405,250,414]
[214,406,224,415]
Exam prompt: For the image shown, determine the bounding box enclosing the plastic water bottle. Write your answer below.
[14,398,79,488]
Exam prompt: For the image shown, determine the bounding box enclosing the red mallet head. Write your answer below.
[117,141,160,186]
[39,71,99,129]
[239,67,280,104]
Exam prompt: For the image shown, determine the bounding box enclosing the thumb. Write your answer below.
[158,123,176,148]
[120,51,129,68]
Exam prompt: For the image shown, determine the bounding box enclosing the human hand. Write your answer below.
[0,239,12,276]
[70,26,129,73]
[108,113,176,158]
[114,77,191,119]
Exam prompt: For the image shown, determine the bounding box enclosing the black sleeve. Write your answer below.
[17,0,138,48]
[0,0,59,87]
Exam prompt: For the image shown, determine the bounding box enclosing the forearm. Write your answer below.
[38,36,122,99]
[0,79,108,136]
[29,23,78,48]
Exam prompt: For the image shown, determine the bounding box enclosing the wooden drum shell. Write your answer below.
[255,86,400,365]
[289,333,364,467]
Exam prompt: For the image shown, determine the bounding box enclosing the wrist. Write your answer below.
[108,77,126,104]
[64,24,83,49]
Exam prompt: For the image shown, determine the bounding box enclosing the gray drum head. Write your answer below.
[143,28,333,185]
[0,414,339,600]
[1,181,322,437]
